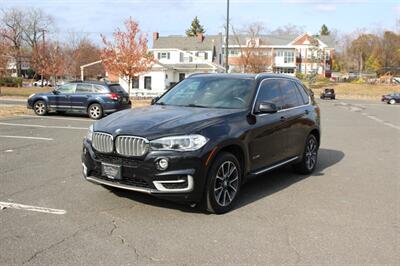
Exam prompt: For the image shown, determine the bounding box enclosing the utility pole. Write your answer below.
[40,29,46,87]
[225,0,230,73]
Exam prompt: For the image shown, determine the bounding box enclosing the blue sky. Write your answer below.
[1,0,399,43]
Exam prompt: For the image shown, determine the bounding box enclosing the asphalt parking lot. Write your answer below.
[0,99,399,265]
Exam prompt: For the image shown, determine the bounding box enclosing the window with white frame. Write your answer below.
[158,52,170,60]
[284,51,295,63]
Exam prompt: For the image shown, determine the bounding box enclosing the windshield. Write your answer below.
[156,77,256,109]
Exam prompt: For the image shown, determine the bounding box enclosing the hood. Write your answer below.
[94,105,244,139]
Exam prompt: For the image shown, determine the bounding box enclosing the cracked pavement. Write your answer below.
[0,99,399,265]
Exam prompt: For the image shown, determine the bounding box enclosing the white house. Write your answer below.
[119,33,224,96]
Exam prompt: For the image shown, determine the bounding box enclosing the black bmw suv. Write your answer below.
[82,74,321,214]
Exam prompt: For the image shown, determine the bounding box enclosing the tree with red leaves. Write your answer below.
[101,18,153,95]
[31,41,65,84]
[0,35,10,77]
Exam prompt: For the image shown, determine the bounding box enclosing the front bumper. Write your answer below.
[81,139,207,203]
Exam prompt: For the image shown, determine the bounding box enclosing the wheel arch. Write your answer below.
[206,141,249,183]
[309,128,320,147]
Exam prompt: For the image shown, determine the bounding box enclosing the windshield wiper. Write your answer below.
[155,102,165,105]
[184,104,208,108]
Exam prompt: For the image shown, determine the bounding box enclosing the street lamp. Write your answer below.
[225,0,230,73]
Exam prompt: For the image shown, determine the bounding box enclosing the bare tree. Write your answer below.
[22,8,53,49]
[64,35,104,79]
[231,22,272,73]
[0,8,24,77]
[269,23,305,36]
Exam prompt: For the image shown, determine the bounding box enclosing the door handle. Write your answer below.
[280,116,286,122]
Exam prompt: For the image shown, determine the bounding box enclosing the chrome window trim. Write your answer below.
[251,77,311,117]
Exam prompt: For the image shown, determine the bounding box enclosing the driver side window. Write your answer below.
[58,83,76,93]
[256,79,283,110]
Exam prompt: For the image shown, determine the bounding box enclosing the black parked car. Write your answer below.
[82,74,321,213]
[381,93,400,105]
[27,81,131,119]
[320,88,335,100]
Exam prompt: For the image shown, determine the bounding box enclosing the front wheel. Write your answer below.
[33,100,47,116]
[88,103,103,120]
[389,99,396,105]
[205,152,242,214]
[293,134,318,174]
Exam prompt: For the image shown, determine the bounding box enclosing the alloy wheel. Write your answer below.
[305,137,317,170]
[34,102,46,115]
[89,105,101,119]
[214,161,239,207]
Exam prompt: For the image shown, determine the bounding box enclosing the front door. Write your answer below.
[48,83,75,111]
[248,79,290,171]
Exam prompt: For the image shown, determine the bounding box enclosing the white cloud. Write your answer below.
[315,4,337,12]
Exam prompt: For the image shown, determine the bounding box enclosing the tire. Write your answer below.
[205,152,242,214]
[293,134,318,174]
[88,103,103,119]
[389,99,396,105]
[33,100,47,116]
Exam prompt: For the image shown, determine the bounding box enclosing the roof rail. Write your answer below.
[187,73,211,78]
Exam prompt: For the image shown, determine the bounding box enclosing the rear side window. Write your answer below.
[294,82,310,104]
[279,79,303,109]
[109,84,126,94]
[76,83,93,93]
[93,85,109,93]
[256,79,283,110]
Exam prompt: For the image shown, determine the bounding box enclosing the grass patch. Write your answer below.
[0,105,32,118]
[312,83,400,100]
[0,86,51,97]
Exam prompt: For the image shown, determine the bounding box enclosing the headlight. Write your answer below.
[150,135,208,151]
[87,124,93,141]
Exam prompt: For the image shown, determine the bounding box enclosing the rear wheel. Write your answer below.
[205,152,242,214]
[293,134,318,174]
[88,103,103,119]
[33,100,47,116]
[389,99,396,105]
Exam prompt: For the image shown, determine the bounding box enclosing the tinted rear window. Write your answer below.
[108,85,126,94]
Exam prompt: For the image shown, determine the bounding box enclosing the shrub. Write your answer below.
[0,77,23,87]
[351,78,365,84]
[295,72,304,79]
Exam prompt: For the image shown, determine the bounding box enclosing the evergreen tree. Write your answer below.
[320,24,330,36]
[185,16,205,37]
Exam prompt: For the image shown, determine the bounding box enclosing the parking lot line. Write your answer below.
[0,122,87,130]
[0,201,66,215]
[0,135,53,141]
[17,115,91,122]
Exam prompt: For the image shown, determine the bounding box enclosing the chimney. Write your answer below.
[153,32,159,42]
[197,33,204,42]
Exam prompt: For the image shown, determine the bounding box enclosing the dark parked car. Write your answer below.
[27,81,131,119]
[320,88,335,100]
[82,74,321,213]
[381,93,400,105]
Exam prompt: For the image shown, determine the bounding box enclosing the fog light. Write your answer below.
[156,158,169,170]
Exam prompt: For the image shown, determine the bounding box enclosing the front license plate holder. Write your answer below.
[102,163,122,180]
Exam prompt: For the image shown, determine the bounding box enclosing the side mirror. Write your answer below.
[256,101,278,114]
[52,89,60,95]
[151,96,160,105]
